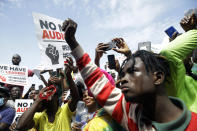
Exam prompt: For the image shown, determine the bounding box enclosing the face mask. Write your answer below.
[0,98,4,106]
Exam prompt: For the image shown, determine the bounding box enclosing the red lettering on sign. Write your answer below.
[42,30,65,41]
[17,108,28,112]
[43,30,50,39]
[49,31,56,39]
[56,32,61,40]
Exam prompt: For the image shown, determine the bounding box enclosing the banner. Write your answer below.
[0,64,28,86]
[32,12,71,70]
[14,99,34,122]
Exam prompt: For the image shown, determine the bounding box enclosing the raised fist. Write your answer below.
[45,44,59,65]
[62,18,77,43]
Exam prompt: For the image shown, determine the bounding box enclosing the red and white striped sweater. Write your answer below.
[71,45,197,131]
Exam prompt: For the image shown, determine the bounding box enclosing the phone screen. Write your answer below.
[138,41,151,51]
[105,41,116,51]
[108,55,116,69]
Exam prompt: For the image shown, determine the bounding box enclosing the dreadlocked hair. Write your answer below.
[119,50,170,82]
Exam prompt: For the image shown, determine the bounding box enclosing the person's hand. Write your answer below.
[94,43,109,67]
[115,60,120,72]
[45,44,59,65]
[112,38,131,57]
[64,57,75,75]
[34,87,49,111]
[36,87,47,101]
[180,13,197,32]
[115,79,121,89]
[9,122,17,131]
[62,18,77,43]
[169,32,179,42]
[169,32,183,42]
[72,122,83,131]
[95,43,109,59]
[49,76,61,85]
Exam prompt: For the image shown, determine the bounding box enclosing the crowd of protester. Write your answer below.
[0,8,197,131]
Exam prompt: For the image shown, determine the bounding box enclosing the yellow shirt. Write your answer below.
[83,108,125,131]
[28,128,37,131]
[33,103,74,131]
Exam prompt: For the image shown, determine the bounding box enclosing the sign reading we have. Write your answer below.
[33,12,71,70]
[0,64,28,86]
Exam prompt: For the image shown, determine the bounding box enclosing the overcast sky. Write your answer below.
[0,0,196,92]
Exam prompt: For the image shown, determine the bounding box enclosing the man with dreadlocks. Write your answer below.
[62,18,197,131]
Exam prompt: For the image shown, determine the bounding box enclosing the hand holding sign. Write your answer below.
[45,44,59,65]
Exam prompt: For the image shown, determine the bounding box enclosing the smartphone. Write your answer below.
[165,26,179,38]
[108,55,116,69]
[138,41,151,51]
[105,41,117,51]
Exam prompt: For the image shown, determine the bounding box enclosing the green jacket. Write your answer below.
[160,29,197,113]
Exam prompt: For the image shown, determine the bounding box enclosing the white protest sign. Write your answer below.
[14,99,34,122]
[0,64,28,86]
[33,12,71,70]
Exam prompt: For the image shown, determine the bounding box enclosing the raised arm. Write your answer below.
[16,89,46,130]
[62,19,136,131]
[161,29,197,61]
[64,57,80,112]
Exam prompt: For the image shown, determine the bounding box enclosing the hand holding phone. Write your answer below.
[165,26,179,38]
[39,85,56,101]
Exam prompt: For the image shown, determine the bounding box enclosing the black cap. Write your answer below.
[0,86,10,97]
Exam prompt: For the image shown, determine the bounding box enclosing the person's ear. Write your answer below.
[153,71,165,85]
